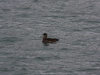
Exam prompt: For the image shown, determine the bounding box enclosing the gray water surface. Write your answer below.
[0,0,100,75]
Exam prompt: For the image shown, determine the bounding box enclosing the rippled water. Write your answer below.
[0,0,100,75]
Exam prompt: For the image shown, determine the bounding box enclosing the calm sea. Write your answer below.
[0,0,100,75]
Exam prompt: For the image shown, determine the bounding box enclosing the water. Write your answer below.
[0,0,100,75]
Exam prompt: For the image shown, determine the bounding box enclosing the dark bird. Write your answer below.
[42,33,59,43]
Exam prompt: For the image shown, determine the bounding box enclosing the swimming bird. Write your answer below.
[42,33,59,43]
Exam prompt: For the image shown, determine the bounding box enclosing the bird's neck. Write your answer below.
[43,35,47,39]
